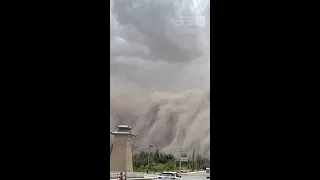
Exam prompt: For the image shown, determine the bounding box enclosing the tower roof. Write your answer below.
[118,124,131,129]
[110,124,136,136]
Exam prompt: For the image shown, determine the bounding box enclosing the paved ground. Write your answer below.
[145,171,207,180]
[179,171,207,180]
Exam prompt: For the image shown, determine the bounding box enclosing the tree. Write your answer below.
[196,153,202,170]
[132,151,210,172]
[191,149,195,171]
[154,149,159,163]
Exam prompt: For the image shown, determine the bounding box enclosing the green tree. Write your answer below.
[191,149,195,171]
[181,153,187,157]
[132,151,209,172]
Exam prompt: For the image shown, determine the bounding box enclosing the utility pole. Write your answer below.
[147,146,150,174]
[147,144,153,174]
[147,146,150,166]
[192,149,195,171]
[179,148,183,173]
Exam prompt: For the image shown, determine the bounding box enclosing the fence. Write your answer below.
[110,171,145,178]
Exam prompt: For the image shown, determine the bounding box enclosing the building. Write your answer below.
[110,124,136,172]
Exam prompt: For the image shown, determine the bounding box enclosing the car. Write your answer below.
[205,168,210,179]
[158,172,181,179]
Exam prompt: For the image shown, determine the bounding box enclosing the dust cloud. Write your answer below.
[110,0,210,157]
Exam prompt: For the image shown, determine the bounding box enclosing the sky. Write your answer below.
[110,0,210,157]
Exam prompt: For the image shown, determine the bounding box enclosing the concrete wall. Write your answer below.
[110,134,134,172]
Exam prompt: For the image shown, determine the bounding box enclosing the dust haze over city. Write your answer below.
[110,0,210,157]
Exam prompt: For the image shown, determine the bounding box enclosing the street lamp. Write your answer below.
[147,144,154,174]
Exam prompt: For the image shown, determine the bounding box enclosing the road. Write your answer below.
[146,171,207,180]
[180,171,207,180]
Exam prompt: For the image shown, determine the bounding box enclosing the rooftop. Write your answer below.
[110,124,137,136]
[110,131,137,136]
[118,124,131,129]
[161,172,178,174]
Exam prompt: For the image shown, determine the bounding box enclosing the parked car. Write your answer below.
[158,172,181,179]
[206,168,210,179]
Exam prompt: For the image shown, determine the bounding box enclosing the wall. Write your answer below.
[110,134,134,172]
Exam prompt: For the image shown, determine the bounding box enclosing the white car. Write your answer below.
[205,168,210,179]
[158,172,181,179]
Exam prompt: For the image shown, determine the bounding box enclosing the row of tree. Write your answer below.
[132,149,210,172]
